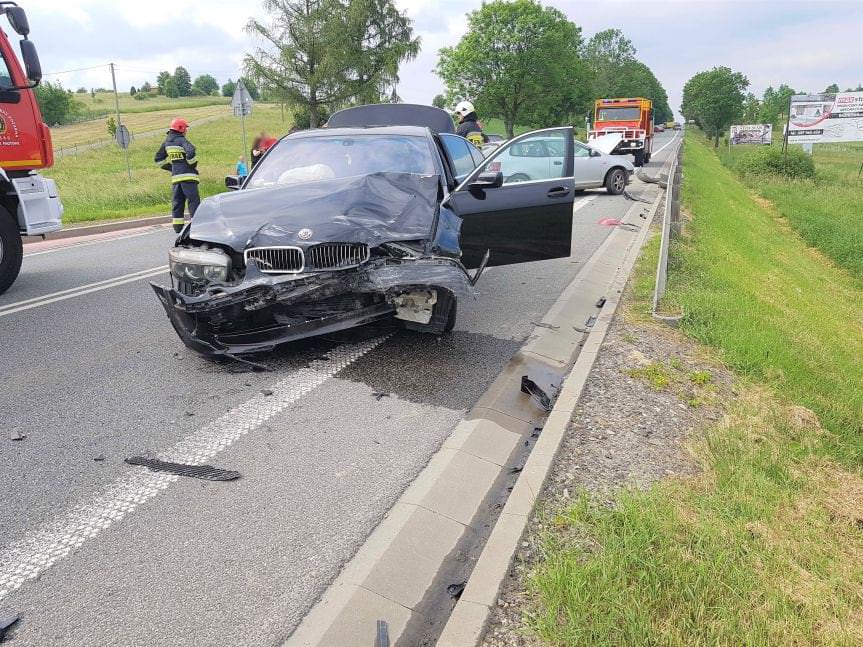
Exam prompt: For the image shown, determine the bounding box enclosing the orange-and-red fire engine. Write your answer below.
[588,97,654,167]
[0,2,63,294]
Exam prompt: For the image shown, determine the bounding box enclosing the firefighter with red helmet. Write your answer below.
[155,118,200,233]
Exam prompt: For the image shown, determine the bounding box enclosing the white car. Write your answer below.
[484,136,633,194]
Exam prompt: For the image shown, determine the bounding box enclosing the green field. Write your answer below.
[718,140,863,278]
[51,104,291,223]
[72,91,229,116]
[526,134,863,645]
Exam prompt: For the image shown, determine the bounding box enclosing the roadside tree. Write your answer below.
[432,94,446,109]
[221,79,236,97]
[682,66,748,147]
[156,71,171,95]
[437,0,585,137]
[35,82,82,125]
[173,67,193,97]
[245,0,418,128]
[192,74,219,96]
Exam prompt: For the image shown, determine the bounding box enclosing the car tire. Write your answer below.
[443,297,457,333]
[634,149,645,167]
[605,168,626,195]
[0,206,22,296]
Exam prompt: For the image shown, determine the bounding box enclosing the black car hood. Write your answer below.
[189,172,441,252]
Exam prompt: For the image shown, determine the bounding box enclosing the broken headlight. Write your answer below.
[169,247,231,283]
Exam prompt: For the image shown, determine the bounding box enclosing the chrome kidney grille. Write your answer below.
[244,246,304,274]
[307,243,370,271]
[244,243,369,274]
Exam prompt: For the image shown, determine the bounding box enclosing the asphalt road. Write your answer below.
[0,130,678,646]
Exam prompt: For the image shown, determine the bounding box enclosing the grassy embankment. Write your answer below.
[51,104,291,223]
[718,140,863,278]
[526,134,863,644]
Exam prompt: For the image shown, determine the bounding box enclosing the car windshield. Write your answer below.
[597,107,641,121]
[246,134,435,188]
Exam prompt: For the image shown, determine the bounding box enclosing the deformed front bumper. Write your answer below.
[151,258,475,357]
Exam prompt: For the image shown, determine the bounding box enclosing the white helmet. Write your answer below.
[453,100,475,118]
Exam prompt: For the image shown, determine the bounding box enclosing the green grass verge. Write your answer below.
[50,105,291,223]
[718,138,863,278]
[72,92,229,116]
[525,134,863,645]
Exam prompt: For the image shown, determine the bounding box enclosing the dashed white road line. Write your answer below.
[0,335,388,602]
[0,266,168,317]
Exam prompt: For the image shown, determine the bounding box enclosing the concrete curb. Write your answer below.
[22,215,171,244]
[436,189,664,646]
[285,188,664,647]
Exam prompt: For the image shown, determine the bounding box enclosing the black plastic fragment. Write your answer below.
[375,620,390,647]
[9,431,25,441]
[125,456,240,481]
[372,392,390,401]
[595,296,607,308]
[520,376,553,412]
[585,315,597,328]
[510,465,523,474]
[531,321,560,330]
[0,615,19,642]
[446,581,466,599]
[531,426,542,438]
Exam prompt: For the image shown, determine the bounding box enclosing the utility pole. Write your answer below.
[109,62,132,182]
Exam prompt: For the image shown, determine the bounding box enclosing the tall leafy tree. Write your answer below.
[156,71,171,95]
[173,67,192,97]
[824,83,840,93]
[758,84,796,126]
[437,0,585,137]
[245,0,418,128]
[432,94,446,109]
[35,82,82,125]
[221,78,236,97]
[682,66,749,146]
[192,74,220,96]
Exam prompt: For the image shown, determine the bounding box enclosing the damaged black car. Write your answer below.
[151,104,578,357]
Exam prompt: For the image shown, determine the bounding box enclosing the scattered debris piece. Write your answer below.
[0,615,19,642]
[125,456,240,481]
[531,321,560,330]
[173,352,184,360]
[595,296,607,308]
[509,465,523,474]
[261,388,274,396]
[184,411,195,417]
[586,315,598,328]
[9,431,25,441]
[520,376,553,412]
[372,392,390,401]
[598,217,621,226]
[93,455,105,462]
[446,581,467,600]
[375,620,390,647]
[531,426,542,438]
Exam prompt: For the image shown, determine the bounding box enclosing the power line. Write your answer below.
[42,64,108,76]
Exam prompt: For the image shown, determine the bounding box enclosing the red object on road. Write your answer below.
[599,218,622,226]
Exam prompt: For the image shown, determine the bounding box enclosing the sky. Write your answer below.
[20,0,863,119]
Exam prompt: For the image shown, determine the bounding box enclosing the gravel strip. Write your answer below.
[481,301,735,646]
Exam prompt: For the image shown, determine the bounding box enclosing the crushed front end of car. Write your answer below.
[151,172,476,357]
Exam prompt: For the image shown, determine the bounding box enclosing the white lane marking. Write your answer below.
[0,335,387,602]
[0,266,168,317]
[24,227,167,258]
[652,132,680,157]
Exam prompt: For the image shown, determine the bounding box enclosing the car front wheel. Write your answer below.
[605,168,626,195]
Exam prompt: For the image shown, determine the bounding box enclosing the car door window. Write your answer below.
[573,142,591,158]
[475,130,569,185]
[440,134,476,181]
[468,142,485,167]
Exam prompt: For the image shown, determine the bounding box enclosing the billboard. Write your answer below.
[730,124,772,145]
[787,92,863,144]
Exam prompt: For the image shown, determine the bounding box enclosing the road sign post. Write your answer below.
[231,80,254,165]
[109,62,132,182]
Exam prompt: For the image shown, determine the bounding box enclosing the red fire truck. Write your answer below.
[0,2,62,294]
[589,97,654,167]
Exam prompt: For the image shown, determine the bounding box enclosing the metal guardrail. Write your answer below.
[651,140,684,316]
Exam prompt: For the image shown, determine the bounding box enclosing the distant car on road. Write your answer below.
[485,133,505,143]
[655,123,666,133]
[483,136,633,194]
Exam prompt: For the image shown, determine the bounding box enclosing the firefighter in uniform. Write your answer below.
[453,100,487,147]
[155,118,200,233]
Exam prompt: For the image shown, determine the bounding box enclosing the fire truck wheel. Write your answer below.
[634,149,645,167]
[605,168,627,195]
[0,207,23,296]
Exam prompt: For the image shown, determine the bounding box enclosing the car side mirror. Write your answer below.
[7,7,30,36]
[225,175,242,190]
[19,40,40,85]
[589,149,601,157]
[469,171,504,189]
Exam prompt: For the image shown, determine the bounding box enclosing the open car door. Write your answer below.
[448,127,575,268]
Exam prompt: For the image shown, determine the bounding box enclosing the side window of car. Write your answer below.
[468,142,485,167]
[573,142,591,158]
[441,134,476,180]
[479,131,568,184]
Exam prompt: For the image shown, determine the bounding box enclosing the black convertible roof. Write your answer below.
[327,104,456,134]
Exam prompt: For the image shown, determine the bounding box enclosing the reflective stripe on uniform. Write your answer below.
[166,145,186,162]
[171,173,200,184]
[172,217,186,225]
[186,156,197,165]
